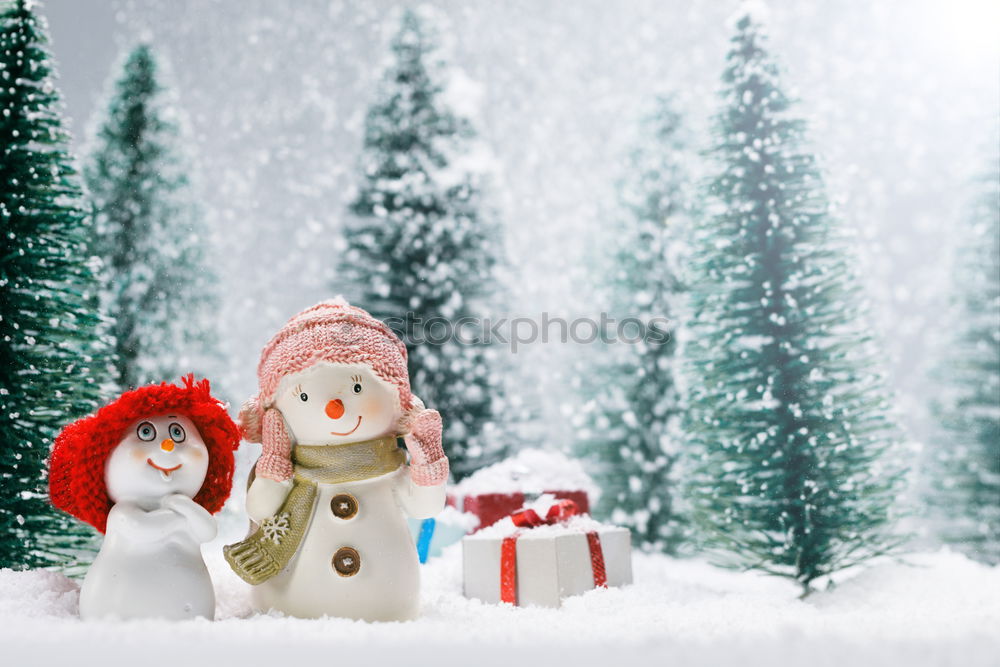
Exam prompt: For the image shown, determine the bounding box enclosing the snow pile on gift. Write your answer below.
[450,448,601,530]
[1,548,998,666]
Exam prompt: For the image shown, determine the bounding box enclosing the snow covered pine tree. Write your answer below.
[683,8,906,594]
[0,0,113,569]
[575,96,690,553]
[929,149,1000,565]
[85,44,219,391]
[339,9,506,480]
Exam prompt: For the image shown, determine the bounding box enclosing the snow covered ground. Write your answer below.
[1,546,996,667]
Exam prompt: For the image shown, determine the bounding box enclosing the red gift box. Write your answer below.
[462,492,524,532]
[450,449,600,532]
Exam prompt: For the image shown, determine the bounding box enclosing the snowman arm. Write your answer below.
[246,477,293,523]
[106,502,186,541]
[395,475,446,519]
[162,494,218,543]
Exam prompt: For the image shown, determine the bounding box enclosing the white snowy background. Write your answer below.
[3,1,997,665]
[47,0,1000,450]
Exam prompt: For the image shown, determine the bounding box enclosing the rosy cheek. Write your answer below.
[361,397,385,417]
[184,447,205,460]
[130,447,147,462]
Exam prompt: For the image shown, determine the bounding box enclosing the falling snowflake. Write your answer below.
[260,513,291,545]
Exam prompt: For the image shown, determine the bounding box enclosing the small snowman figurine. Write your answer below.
[224,298,449,621]
[49,375,240,621]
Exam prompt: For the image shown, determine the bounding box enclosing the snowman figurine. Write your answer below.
[224,298,449,621]
[49,376,240,621]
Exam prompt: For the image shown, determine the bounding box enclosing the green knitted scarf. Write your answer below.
[224,435,405,585]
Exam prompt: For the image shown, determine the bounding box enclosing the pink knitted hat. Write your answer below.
[254,297,412,411]
[241,298,445,484]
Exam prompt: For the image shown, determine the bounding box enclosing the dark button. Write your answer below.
[330,493,358,520]
[333,546,361,577]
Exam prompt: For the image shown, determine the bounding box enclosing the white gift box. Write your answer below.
[462,516,633,608]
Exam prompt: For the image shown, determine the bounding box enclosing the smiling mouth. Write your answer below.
[147,458,182,481]
[331,416,362,437]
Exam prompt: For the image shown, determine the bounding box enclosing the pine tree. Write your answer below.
[340,9,506,479]
[0,0,113,569]
[929,149,1000,564]
[574,96,690,552]
[85,44,219,391]
[682,9,906,593]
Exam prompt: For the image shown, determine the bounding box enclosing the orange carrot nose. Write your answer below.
[325,399,345,420]
[160,438,175,452]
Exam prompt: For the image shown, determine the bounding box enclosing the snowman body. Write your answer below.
[253,468,443,620]
[247,362,446,621]
[78,414,218,621]
[80,501,215,621]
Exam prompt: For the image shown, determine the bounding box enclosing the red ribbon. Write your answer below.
[510,498,580,528]
[587,532,608,589]
[500,499,608,605]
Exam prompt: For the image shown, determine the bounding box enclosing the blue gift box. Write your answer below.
[408,506,479,562]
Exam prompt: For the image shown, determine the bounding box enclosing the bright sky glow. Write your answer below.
[918,0,1000,62]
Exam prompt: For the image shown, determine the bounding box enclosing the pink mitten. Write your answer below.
[404,409,448,486]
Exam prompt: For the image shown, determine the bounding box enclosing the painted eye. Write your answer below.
[300,392,308,402]
[168,422,186,442]
[136,421,156,442]
[353,383,362,394]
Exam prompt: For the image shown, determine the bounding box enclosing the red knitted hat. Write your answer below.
[49,375,240,533]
